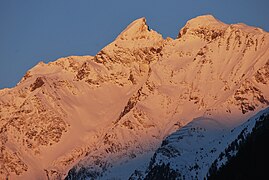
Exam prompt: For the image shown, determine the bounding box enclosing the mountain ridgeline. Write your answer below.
[207,111,269,180]
[0,15,269,179]
[140,108,269,180]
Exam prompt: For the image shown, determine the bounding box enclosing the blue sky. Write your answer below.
[0,0,268,89]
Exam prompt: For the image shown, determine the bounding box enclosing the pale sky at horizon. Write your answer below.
[0,0,269,89]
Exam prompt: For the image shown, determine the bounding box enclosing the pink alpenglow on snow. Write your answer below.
[0,15,269,179]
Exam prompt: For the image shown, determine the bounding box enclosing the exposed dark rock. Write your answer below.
[144,163,180,180]
[116,88,143,123]
[30,77,45,91]
[234,81,269,114]
[255,61,269,84]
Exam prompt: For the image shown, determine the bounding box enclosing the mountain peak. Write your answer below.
[120,17,148,33]
[188,15,220,24]
[116,17,156,40]
[185,14,227,28]
[178,14,228,38]
[1,15,269,180]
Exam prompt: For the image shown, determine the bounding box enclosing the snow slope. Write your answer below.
[0,15,269,179]
[141,108,269,179]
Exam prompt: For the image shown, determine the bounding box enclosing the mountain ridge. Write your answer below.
[134,108,269,180]
[0,15,269,179]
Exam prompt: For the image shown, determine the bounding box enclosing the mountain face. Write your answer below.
[0,15,269,179]
[207,109,269,180]
[138,108,269,180]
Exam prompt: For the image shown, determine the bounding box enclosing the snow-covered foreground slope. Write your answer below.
[139,108,269,180]
[0,15,269,179]
[208,109,269,179]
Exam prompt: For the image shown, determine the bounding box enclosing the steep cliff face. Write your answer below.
[0,15,269,179]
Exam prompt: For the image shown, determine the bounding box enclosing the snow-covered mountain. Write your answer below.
[137,108,269,180]
[0,15,269,179]
[208,109,269,179]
